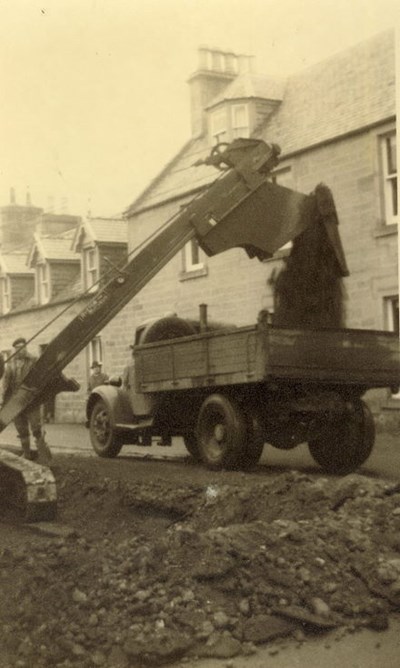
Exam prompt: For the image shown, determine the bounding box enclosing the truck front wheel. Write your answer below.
[89,399,123,458]
[308,399,375,475]
[196,394,246,470]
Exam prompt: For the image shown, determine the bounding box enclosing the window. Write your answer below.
[37,262,50,304]
[385,295,399,334]
[88,337,103,371]
[183,239,204,272]
[211,104,250,144]
[84,247,99,290]
[384,295,399,399]
[232,104,249,139]
[0,277,11,314]
[211,108,228,144]
[381,132,398,225]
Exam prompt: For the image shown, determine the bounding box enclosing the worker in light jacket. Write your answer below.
[1,337,49,462]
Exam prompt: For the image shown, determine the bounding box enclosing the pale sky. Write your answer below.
[0,0,398,219]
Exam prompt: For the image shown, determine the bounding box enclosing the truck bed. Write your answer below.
[135,324,400,393]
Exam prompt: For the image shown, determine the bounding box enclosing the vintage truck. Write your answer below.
[0,138,398,520]
[87,308,399,475]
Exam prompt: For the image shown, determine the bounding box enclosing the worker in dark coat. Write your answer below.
[88,361,109,393]
[1,337,49,461]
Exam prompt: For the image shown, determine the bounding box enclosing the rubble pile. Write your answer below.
[1,467,400,667]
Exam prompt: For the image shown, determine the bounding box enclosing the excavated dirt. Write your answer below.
[1,456,400,667]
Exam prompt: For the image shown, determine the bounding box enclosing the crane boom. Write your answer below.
[0,138,347,433]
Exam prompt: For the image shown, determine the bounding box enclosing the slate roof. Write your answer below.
[28,229,79,266]
[206,73,286,107]
[72,217,127,251]
[0,251,33,275]
[255,29,396,155]
[126,30,395,216]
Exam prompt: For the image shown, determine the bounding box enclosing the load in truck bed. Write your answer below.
[135,318,400,394]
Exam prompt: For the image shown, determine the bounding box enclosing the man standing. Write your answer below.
[88,361,109,393]
[1,337,50,463]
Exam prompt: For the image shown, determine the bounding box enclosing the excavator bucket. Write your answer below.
[190,139,349,275]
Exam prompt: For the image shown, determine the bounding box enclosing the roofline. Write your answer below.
[71,219,96,252]
[129,115,396,217]
[123,138,197,217]
[126,185,207,218]
[206,95,282,111]
[279,115,396,160]
[0,293,91,319]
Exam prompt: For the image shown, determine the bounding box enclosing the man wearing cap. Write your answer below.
[88,361,109,393]
[1,337,48,461]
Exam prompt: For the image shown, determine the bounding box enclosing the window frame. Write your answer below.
[231,103,250,139]
[36,261,50,305]
[83,245,99,291]
[0,276,11,314]
[180,238,208,281]
[380,131,398,226]
[384,295,399,399]
[210,107,228,144]
[183,239,204,272]
[88,336,103,375]
[210,103,250,144]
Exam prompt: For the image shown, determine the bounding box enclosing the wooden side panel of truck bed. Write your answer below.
[135,325,400,392]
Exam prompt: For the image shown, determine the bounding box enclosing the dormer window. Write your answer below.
[211,108,228,143]
[210,103,249,144]
[0,277,11,314]
[37,262,50,304]
[83,247,99,290]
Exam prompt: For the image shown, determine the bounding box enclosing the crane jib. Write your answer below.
[0,139,348,431]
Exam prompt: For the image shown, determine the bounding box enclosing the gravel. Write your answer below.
[1,463,400,667]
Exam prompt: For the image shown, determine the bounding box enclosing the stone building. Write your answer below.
[0,29,397,427]
[0,200,128,422]
[124,29,398,426]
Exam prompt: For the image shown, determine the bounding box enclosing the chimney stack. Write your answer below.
[26,189,32,206]
[10,187,16,205]
[188,46,242,137]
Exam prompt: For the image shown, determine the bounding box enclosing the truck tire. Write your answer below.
[183,432,201,461]
[89,399,123,458]
[196,394,246,470]
[308,399,375,475]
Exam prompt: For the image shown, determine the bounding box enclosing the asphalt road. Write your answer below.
[0,421,398,480]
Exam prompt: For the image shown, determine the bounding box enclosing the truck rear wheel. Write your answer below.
[89,399,123,458]
[308,399,375,475]
[196,394,246,470]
